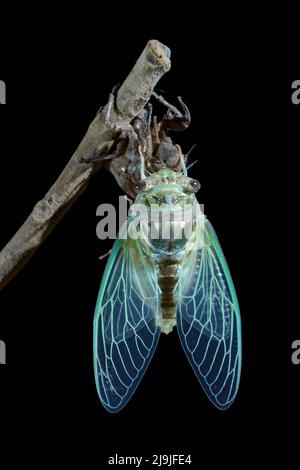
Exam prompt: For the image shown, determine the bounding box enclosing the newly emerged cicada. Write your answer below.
[93,154,241,413]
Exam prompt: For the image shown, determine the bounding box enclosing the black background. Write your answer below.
[0,7,292,463]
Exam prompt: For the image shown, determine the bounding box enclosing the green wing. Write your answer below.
[93,230,161,413]
[177,219,242,409]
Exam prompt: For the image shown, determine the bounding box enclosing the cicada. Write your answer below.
[93,149,242,413]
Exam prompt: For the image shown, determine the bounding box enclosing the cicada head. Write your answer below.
[134,169,201,208]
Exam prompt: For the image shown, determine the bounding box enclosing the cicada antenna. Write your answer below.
[185,144,197,160]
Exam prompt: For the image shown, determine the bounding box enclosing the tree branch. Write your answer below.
[0,40,171,289]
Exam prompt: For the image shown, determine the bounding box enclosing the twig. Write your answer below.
[0,40,171,289]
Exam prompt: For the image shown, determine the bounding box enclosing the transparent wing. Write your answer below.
[93,231,161,413]
[177,219,242,410]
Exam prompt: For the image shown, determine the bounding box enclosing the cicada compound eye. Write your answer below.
[188,178,201,193]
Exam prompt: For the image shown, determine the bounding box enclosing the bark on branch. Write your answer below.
[0,40,171,289]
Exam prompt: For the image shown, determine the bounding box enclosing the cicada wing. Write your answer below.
[177,219,242,410]
[94,231,161,413]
